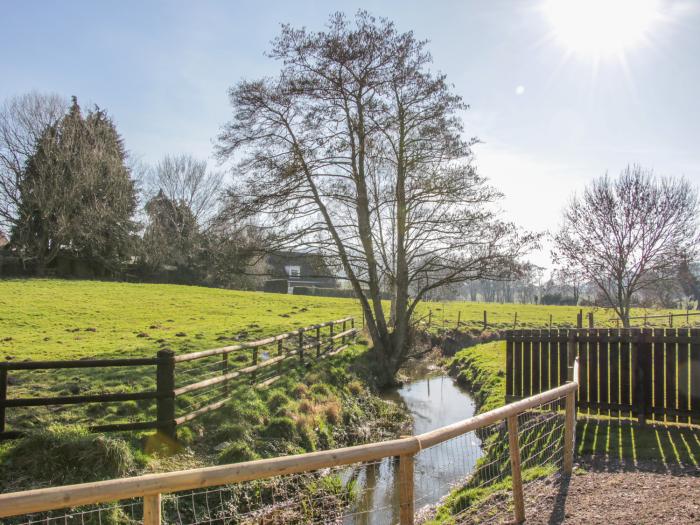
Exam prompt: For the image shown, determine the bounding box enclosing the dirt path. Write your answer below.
[519,458,699,524]
[452,457,699,524]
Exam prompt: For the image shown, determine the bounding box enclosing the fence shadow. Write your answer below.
[576,418,700,471]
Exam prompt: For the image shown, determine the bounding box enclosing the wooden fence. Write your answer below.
[506,328,700,424]
[0,317,356,440]
[0,367,579,525]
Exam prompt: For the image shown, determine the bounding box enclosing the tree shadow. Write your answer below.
[576,417,700,473]
[547,474,571,525]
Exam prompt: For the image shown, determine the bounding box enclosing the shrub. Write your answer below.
[298,399,314,414]
[209,423,250,444]
[347,380,364,396]
[266,390,291,412]
[218,441,257,464]
[3,425,134,485]
[322,401,342,425]
[263,279,288,294]
[310,384,331,398]
[261,417,297,441]
[292,383,309,398]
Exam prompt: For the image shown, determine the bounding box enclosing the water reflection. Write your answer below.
[344,374,482,524]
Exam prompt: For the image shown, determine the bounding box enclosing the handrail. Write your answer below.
[0,378,578,519]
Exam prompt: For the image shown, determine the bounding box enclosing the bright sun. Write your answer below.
[543,0,662,59]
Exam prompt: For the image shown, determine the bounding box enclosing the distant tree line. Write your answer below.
[0,93,264,287]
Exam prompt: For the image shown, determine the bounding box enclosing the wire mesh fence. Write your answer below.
[1,391,573,525]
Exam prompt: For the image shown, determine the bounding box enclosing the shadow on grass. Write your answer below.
[576,417,700,471]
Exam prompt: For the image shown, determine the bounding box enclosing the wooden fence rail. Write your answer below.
[0,368,579,525]
[505,328,700,425]
[0,317,356,440]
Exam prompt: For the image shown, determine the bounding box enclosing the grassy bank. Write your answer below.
[0,343,408,493]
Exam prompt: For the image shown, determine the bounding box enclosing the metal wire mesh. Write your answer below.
[2,395,571,525]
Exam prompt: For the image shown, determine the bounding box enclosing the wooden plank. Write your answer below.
[514,330,522,397]
[0,368,6,434]
[559,329,568,385]
[620,330,632,417]
[3,391,158,408]
[588,329,599,413]
[652,328,665,422]
[664,328,678,421]
[523,329,532,398]
[690,328,700,421]
[549,329,559,389]
[609,328,620,414]
[0,358,158,370]
[635,329,654,423]
[578,329,588,412]
[598,328,609,412]
[532,330,541,395]
[677,328,690,424]
[540,330,550,392]
[506,333,514,399]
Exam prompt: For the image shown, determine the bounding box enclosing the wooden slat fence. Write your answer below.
[505,328,700,424]
[0,317,356,440]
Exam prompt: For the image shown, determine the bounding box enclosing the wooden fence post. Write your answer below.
[143,493,161,525]
[513,312,518,329]
[428,310,432,327]
[456,311,461,329]
[576,310,583,328]
[316,326,322,358]
[350,318,355,340]
[588,312,594,329]
[549,314,552,329]
[156,349,176,441]
[564,331,577,475]
[669,314,673,328]
[341,320,347,345]
[277,339,284,373]
[398,453,415,525]
[483,310,488,331]
[222,353,229,396]
[329,322,334,352]
[0,365,7,434]
[563,389,576,475]
[252,347,258,383]
[507,415,525,523]
[298,329,305,364]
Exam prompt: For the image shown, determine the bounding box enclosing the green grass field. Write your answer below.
[0,279,689,361]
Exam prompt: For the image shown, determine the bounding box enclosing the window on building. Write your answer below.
[285,265,301,278]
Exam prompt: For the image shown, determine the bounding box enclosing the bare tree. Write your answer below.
[217,12,533,384]
[0,92,67,231]
[143,154,223,226]
[552,166,700,326]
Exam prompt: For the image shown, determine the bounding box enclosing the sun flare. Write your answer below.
[543,0,662,59]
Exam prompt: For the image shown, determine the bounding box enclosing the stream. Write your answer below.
[346,370,483,524]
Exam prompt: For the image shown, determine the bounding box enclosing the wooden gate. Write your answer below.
[505,328,700,424]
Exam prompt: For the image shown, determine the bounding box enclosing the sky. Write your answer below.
[2,0,699,269]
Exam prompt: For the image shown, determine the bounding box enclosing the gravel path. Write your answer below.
[452,457,699,524]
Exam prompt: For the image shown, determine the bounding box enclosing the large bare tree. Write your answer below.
[0,92,67,232]
[217,12,533,384]
[142,154,223,226]
[553,166,699,326]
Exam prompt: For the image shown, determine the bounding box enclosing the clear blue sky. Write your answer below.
[2,1,699,267]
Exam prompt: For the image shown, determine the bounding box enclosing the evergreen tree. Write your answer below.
[13,97,137,274]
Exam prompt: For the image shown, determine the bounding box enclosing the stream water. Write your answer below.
[346,371,483,524]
